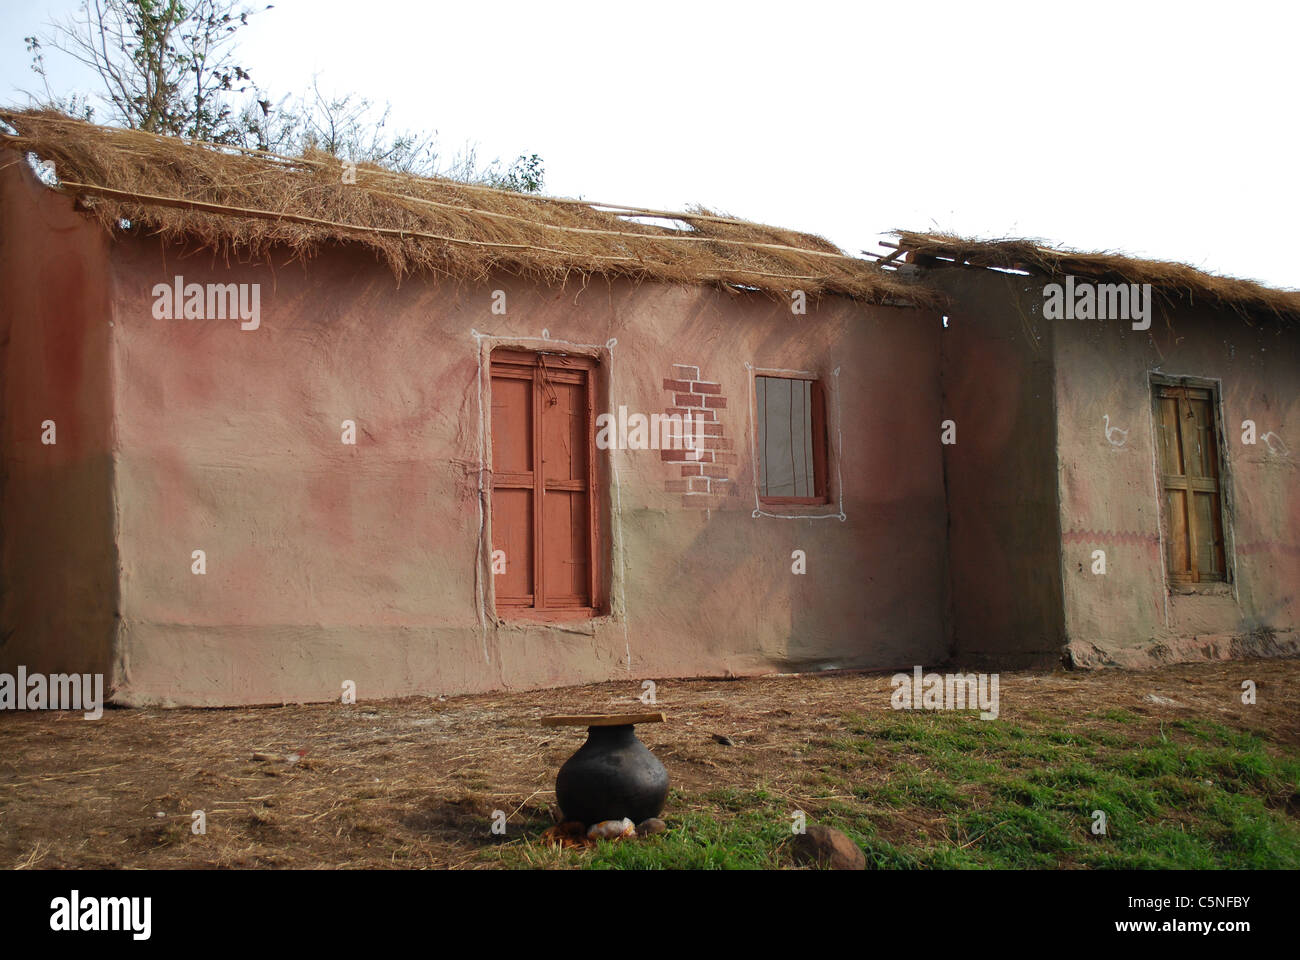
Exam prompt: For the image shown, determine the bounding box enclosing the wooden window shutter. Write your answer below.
[490,361,535,605]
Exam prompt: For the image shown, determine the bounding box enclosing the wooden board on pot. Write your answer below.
[538,712,666,727]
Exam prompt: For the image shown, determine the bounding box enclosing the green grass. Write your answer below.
[488,711,1300,870]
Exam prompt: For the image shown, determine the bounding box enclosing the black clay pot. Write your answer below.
[555,724,669,827]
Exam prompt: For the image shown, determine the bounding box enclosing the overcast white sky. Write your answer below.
[3,0,1297,288]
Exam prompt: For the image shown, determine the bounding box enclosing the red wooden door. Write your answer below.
[490,349,597,614]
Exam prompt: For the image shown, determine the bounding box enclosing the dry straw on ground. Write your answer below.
[0,109,933,305]
[887,230,1300,322]
[1,659,1295,869]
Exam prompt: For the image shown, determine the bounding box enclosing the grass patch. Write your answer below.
[493,809,790,870]
[493,706,1300,870]
[814,709,1300,869]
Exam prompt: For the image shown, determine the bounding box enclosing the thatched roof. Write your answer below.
[0,109,933,305]
[882,231,1300,321]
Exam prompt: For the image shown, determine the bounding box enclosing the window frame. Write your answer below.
[754,373,830,506]
[489,347,601,620]
[1150,373,1233,589]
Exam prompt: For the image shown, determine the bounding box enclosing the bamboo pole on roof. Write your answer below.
[60,179,875,290]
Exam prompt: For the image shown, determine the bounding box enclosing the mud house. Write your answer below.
[0,112,949,706]
[0,112,1296,707]
[883,233,1299,670]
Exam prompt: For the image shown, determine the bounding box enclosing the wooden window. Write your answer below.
[755,374,828,505]
[490,349,599,617]
[1152,377,1229,584]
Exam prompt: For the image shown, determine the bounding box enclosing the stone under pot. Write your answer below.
[551,718,669,827]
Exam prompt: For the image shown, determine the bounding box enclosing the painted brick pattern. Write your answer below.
[663,364,736,506]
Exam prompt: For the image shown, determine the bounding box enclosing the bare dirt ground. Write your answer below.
[1,659,1297,869]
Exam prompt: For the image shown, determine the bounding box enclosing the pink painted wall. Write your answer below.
[101,234,949,705]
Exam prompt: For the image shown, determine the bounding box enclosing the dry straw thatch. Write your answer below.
[0,109,932,305]
[888,231,1300,322]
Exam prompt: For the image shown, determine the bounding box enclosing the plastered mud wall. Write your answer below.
[933,269,1066,668]
[103,236,949,705]
[8,156,1291,701]
[0,155,118,680]
[1052,302,1299,667]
